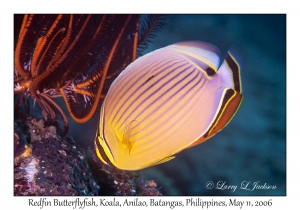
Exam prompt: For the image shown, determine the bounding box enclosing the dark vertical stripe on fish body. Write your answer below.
[113,61,190,129]
[115,63,193,131]
[129,68,201,134]
[108,55,181,106]
[131,70,206,155]
[109,57,183,125]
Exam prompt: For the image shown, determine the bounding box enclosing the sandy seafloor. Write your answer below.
[63,14,286,196]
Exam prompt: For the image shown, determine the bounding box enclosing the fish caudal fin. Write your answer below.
[218,51,242,94]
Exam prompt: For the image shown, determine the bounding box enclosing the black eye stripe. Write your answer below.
[95,137,113,166]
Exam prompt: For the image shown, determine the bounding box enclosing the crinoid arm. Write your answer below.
[59,15,141,123]
[14,14,168,134]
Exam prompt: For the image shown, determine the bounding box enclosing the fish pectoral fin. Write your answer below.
[146,155,175,168]
[122,120,140,155]
[203,88,243,139]
[120,138,132,154]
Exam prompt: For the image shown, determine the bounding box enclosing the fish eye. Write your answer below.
[206,67,216,76]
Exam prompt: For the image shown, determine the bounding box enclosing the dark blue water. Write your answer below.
[137,14,286,196]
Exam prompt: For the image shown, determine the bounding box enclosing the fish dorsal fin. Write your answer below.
[170,41,221,73]
[218,51,242,93]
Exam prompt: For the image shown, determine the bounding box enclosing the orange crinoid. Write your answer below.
[14,14,167,134]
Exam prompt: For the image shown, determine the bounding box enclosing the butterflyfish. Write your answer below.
[94,41,243,170]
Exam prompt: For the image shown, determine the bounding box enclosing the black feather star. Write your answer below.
[137,15,168,56]
[14,14,168,135]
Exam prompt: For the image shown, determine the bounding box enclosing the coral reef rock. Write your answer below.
[14,118,99,196]
[88,157,162,196]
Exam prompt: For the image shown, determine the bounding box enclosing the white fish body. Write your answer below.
[95,41,243,170]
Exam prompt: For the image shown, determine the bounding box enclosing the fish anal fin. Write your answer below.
[182,88,243,151]
[185,136,206,149]
[204,88,243,139]
[146,155,175,168]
